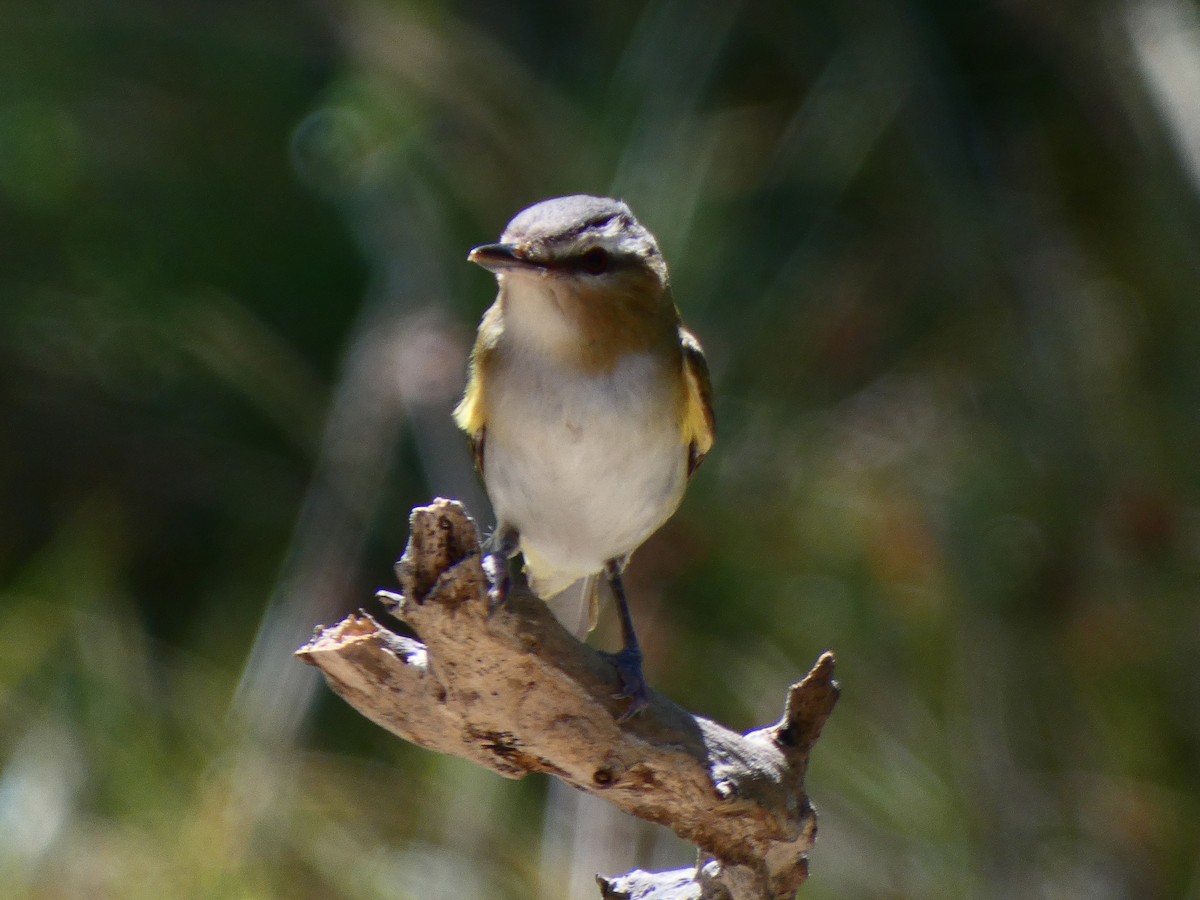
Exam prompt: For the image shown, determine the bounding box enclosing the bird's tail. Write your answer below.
[521,545,606,640]
[541,573,604,640]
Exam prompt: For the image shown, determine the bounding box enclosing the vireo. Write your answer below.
[454,194,715,717]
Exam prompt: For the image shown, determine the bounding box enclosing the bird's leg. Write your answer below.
[483,524,520,611]
[603,557,650,720]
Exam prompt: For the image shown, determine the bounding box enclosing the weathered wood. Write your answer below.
[296,499,838,899]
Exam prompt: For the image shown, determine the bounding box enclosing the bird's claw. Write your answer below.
[482,551,510,613]
[604,646,650,722]
[375,589,404,611]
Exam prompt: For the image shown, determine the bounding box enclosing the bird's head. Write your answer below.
[468,195,679,369]
[469,194,669,300]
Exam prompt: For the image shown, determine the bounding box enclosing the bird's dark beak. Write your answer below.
[468,242,543,274]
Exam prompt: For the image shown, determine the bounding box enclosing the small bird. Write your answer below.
[454,195,714,718]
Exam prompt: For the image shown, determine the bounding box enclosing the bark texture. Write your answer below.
[296,499,838,899]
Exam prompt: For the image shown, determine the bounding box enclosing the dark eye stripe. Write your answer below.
[583,212,617,230]
[557,246,634,275]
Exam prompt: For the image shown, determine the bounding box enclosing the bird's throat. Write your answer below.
[498,275,677,375]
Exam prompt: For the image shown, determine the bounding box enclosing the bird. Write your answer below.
[453,194,714,718]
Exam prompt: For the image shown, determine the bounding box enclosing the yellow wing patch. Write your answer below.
[453,379,486,473]
[679,326,715,477]
[454,302,503,473]
[452,374,485,437]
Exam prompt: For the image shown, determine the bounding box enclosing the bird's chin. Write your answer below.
[502,274,569,318]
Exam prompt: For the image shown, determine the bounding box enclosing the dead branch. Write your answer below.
[296,499,838,899]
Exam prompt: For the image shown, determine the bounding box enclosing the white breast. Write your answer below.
[483,341,687,594]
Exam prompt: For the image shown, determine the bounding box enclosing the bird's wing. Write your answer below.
[453,303,503,474]
[679,326,715,478]
[468,428,485,474]
[453,377,487,473]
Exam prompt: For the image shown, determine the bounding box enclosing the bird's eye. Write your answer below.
[580,247,610,275]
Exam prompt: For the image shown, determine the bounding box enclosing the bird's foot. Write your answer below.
[481,550,510,613]
[603,645,650,722]
[374,589,404,612]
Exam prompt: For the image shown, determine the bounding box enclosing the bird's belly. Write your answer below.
[484,353,687,580]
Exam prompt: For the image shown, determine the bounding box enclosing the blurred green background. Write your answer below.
[3,0,1200,897]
